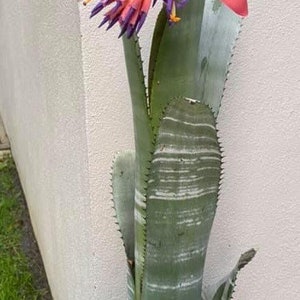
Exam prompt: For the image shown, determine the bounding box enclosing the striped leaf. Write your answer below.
[122,35,154,299]
[201,249,256,300]
[142,98,221,299]
[127,262,135,300]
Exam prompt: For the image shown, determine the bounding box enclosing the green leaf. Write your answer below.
[111,151,135,261]
[202,249,256,300]
[122,34,148,117]
[149,0,206,130]
[127,262,135,300]
[148,0,242,129]
[148,8,167,101]
[122,35,154,299]
[196,0,242,115]
[142,98,221,299]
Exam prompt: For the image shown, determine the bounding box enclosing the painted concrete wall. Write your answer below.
[0,114,9,149]
[0,1,93,299]
[0,0,299,299]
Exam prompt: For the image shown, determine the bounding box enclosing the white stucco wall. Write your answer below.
[0,1,93,299]
[0,0,299,299]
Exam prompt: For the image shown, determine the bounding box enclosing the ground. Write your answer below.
[0,154,52,299]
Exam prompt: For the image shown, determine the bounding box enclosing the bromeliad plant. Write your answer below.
[85,0,255,299]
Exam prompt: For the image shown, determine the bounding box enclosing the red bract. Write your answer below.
[221,0,248,16]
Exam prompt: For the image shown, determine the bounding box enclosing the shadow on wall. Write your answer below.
[0,114,10,152]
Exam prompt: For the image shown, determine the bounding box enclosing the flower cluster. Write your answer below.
[83,0,188,38]
[84,0,248,38]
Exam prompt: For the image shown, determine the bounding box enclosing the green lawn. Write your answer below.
[0,155,46,299]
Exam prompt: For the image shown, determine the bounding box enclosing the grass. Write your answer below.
[0,155,46,299]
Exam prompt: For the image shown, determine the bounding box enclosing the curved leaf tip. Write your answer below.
[237,248,256,269]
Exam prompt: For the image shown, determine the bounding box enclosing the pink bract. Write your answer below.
[221,0,248,17]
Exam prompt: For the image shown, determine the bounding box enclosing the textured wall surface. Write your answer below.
[0,1,93,299]
[0,114,9,147]
[1,0,300,299]
[204,2,300,299]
